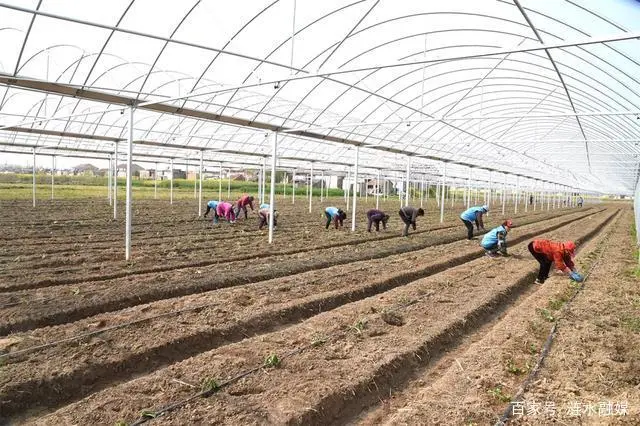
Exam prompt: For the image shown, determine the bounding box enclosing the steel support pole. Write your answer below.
[346,168,350,211]
[376,169,381,209]
[515,175,520,214]
[525,180,529,213]
[343,172,347,203]
[32,149,36,207]
[440,162,446,223]
[320,170,324,202]
[269,133,278,243]
[547,182,551,211]
[125,106,134,261]
[466,168,471,209]
[384,178,388,200]
[198,151,203,216]
[170,159,174,205]
[426,181,430,205]
[365,175,368,203]
[227,169,231,199]
[405,156,410,207]
[113,143,118,218]
[51,155,55,200]
[488,171,492,208]
[308,162,313,213]
[218,163,222,201]
[292,168,296,204]
[108,154,112,205]
[351,145,359,231]
[193,162,197,199]
[450,180,454,208]
[153,162,158,200]
[420,175,424,208]
[502,174,507,216]
[262,157,267,204]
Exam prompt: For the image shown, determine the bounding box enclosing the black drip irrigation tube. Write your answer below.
[124,210,615,426]
[494,211,619,426]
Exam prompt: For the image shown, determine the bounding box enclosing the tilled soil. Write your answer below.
[0,199,565,291]
[514,211,640,425]
[15,206,617,425]
[358,209,626,425]
[0,196,617,426]
[0,203,591,336]
[0,207,607,417]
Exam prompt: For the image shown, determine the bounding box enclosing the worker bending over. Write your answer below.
[325,206,347,229]
[528,239,584,284]
[398,206,424,237]
[460,205,488,240]
[235,194,255,219]
[204,200,220,224]
[366,209,390,232]
[258,204,278,230]
[481,219,512,257]
[216,201,236,224]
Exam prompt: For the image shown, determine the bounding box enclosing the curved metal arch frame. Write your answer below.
[359,54,638,167]
[2,1,639,191]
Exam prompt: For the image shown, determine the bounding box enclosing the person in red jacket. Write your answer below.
[234,194,255,220]
[527,240,583,284]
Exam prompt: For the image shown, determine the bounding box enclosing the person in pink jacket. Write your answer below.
[216,201,236,223]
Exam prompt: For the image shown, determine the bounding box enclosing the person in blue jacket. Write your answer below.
[460,205,488,240]
[203,200,220,224]
[481,219,512,257]
[325,206,347,229]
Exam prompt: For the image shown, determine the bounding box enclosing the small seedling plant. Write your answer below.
[264,354,281,368]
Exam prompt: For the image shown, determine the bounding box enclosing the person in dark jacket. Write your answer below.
[398,206,424,236]
[325,206,347,229]
[366,209,390,232]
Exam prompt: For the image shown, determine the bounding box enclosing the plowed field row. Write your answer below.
[12,207,615,426]
[0,207,599,334]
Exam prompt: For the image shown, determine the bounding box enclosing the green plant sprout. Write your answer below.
[264,354,281,368]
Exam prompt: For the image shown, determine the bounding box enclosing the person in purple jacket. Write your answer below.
[398,206,424,236]
[366,209,390,232]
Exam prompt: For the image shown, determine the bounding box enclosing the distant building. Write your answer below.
[72,163,99,176]
[116,163,145,178]
[157,168,186,180]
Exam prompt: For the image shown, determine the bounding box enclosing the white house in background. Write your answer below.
[116,163,145,178]
[157,168,186,180]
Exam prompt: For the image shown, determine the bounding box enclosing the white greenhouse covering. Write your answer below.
[1,0,639,194]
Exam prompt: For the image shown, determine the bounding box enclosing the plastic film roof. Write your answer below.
[1,0,640,193]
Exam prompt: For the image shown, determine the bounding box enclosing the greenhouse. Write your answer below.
[0,1,638,424]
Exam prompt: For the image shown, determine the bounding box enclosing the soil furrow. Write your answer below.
[355,210,622,425]
[0,209,610,417]
[15,208,615,425]
[0,208,601,335]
